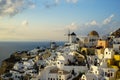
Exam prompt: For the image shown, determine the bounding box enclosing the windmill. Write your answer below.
[64,29,71,43]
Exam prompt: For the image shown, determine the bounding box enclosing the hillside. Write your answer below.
[111,28,120,37]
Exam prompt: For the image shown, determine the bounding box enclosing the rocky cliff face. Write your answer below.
[0,53,21,76]
[0,60,14,74]
[111,28,120,37]
[0,58,15,80]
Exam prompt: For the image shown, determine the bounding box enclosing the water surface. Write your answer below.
[0,41,64,65]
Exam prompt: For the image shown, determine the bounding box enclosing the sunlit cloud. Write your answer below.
[0,0,119,41]
[85,20,98,26]
[0,0,79,17]
[65,22,78,31]
[22,20,29,27]
[66,0,78,3]
[0,0,35,17]
[43,0,79,8]
[90,20,98,26]
[103,14,114,25]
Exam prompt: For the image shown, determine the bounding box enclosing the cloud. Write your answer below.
[45,3,57,8]
[0,0,35,17]
[85,20,98,26]
[103,14,114,24]
[55,0,60,4]
[78,15,119,36]
[65,22,78,31]
[90,20,98,26]
[0,0,79,17]
[22,20,29,26]
[56,0,79,4]
[53,22,79,33]
[66,0,78,3]
[44,0,79,8]
[29,2,36,9]
[42,0,60,8]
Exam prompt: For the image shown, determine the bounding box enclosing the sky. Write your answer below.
[0,0,120,41]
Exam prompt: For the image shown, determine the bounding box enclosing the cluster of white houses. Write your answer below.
[1,30,120,80]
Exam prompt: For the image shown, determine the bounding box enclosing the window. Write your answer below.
[59,72,62,74]
[91,68,93,71]
[111,73,113,77]
[105,72,107,76]
[107,70,110,77]
[95,71,97,74]
[106,52,107,54]
[107,73,110,77]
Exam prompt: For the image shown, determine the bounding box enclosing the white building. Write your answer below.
[100,68,117,80]
[99,59,108,68]
[87,31,99,47]
[28,48,40,57]
[13,59,35,71]
[81,65,117,80]
[113,38,120,53]
[104,48,114,59]
[50,42,57,49]
[48,68,71,80]
[81,73,99,80]
[70,44,79,51]
[69,32,77,44]
[81,31,99,47]
[90,65,99,75]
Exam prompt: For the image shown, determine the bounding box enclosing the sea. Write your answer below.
[0,41,65,66]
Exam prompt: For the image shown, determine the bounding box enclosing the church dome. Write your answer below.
[71,32,76,36]
[88,30,99,37]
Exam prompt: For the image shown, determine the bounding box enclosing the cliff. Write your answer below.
[111,28,120,37]
[0,51,31,76]
[0,53,21,76]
